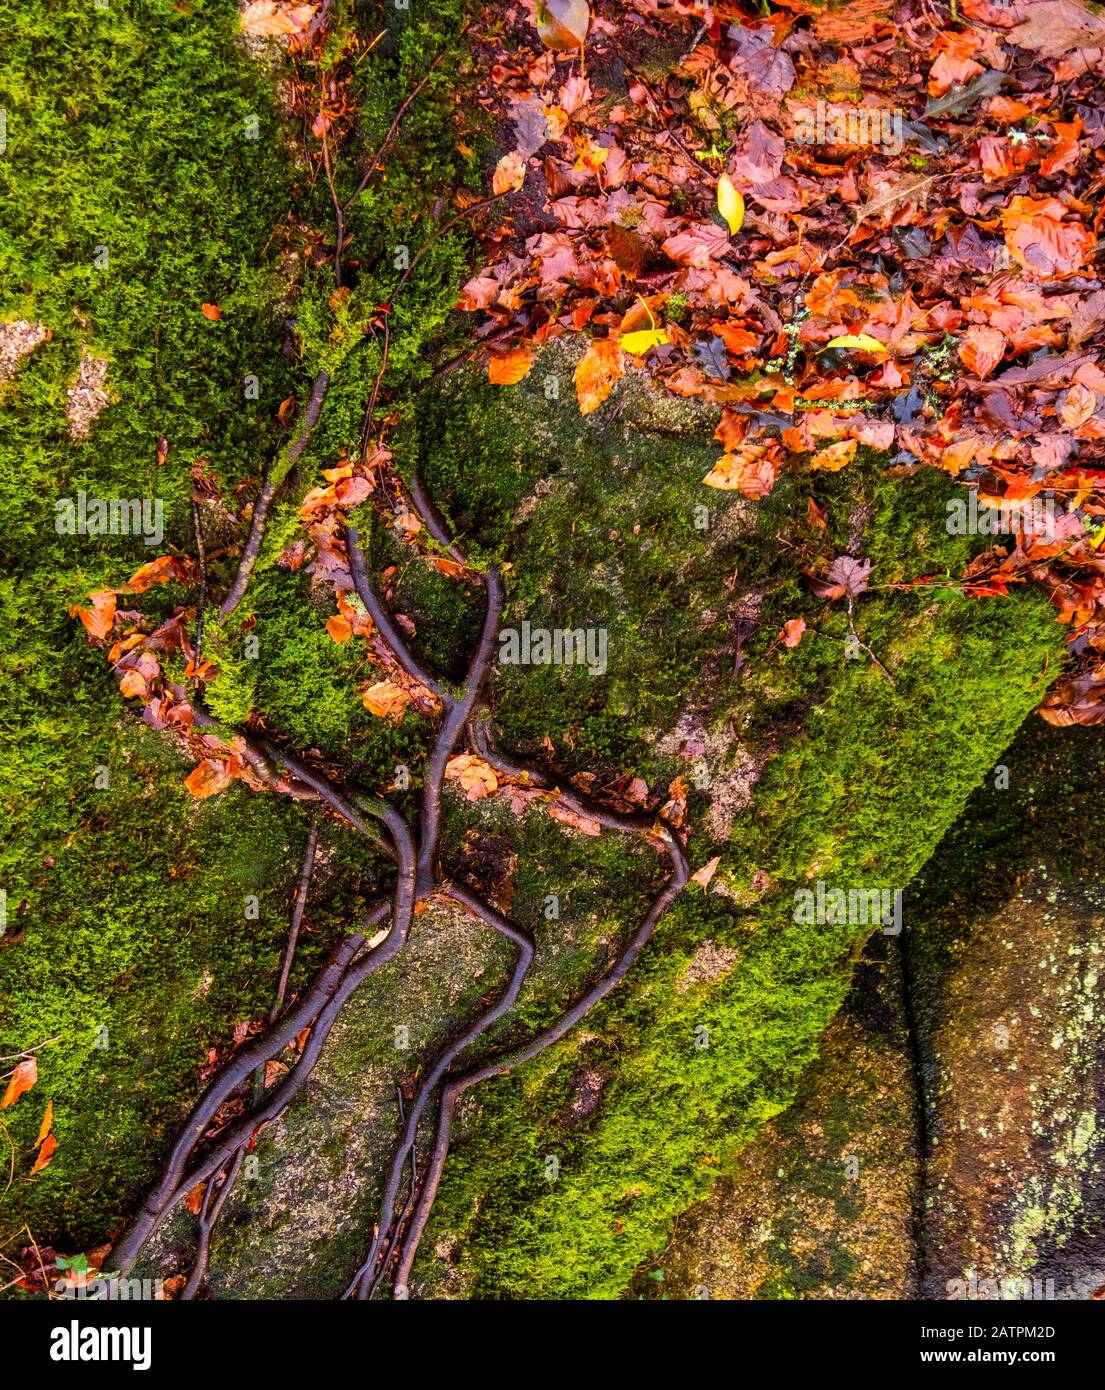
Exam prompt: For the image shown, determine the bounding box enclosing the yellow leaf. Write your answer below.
[810,439,857,472]
[492,150,526,196]
[717,173,745,235]
[820,333,888,355]
[620,328,669,355]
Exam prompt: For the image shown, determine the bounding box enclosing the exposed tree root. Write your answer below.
[103,16,692,1299]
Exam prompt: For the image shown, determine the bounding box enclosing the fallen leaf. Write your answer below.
[30,1134,56,1175]
[1060,382,1097,430]
[959,325,1005,378]
[828,554,873,598]
[118,669,148,700]
[535,0,590,52]
[184,760,232,800]
[35,1100,54,1148]
[548,800,602,835]
[810,439,857,472]
[362,680,413,721]
[488,345,533,385]
[821,333,888,356]
[70,591,116,641]
[240,1,318,38]
[326,613,353,644]
[574,338,623,414]
[1002,197,1093,278]
[780,617,807,648]
[690,855,721,890]
[620,328,669,355]
[1,1057,37,1109]
[717,174,745,235]
[1007,0,1105,57]
[702,444,778,498]
[200,303,221,321]
[444,753,499,801]
[492,150,526,195]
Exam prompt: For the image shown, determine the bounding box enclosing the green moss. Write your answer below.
[0,0,476,1254]
[394,343,1065,1299]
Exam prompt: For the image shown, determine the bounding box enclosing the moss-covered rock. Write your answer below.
[908,721,1105,1300]
[628,936,921,1301]
[146,341,1064,1299]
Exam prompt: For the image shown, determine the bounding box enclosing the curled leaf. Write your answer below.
[717,173,745,235]
[820,333,888,356]
[35,1100,54,1149]
[30,1133,57,1175]
[691,855,721,890]
[1,1057,37,1109]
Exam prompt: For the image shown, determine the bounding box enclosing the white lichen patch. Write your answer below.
[0,319,48,382]
[66,353,110,439]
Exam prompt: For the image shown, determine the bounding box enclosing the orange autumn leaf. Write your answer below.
[200,303,222,321]
[488,345,533,385]
[1001,197,1093,278]
[70,591,116,641]
[35,1100,54,1148]
[124,555,188,593]
[240,0,318,36]
[185,1183,206,1215]
[574,338,623,415]
[444,753,499,801]
[959,325,1005,379]
[30,1133,57,1175]
[362,680,413,720]
[326,612,353,644]
[702,444,778,498]
[1,1057,37,1109]
[780,617,807,648]
[810,439,857,473]
[184,759,232,800]
[118,669,148,700]
[548,799,602,836]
